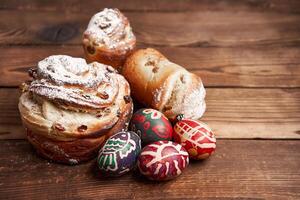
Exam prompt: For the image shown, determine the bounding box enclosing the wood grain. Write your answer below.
[1,45,300,88]
[202,88,300,139]
[0,139,299,200]
[0,10,299,47]
[0,89,24,139]
[2,88,299,139]
[1,0,299,199]
[1,0,300,13]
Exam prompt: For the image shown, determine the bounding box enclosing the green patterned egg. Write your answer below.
[130,108,173,145]
[97,131,141,176]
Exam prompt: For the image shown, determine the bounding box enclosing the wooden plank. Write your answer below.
[0,89,24,139]
[1,45,300,88]
[202,88,300,139]
[1,0,300,13]
[0,10,299,46]
[1,88,299,139]
[0,140,299,199]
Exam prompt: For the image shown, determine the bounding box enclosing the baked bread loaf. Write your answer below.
[122,48,206,121]
[18,55,133,164]
[83,8,136,69]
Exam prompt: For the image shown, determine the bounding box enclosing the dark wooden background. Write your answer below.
[0,0,299,199]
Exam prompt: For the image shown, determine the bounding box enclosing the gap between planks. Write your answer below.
[1,88,299,140]
[0,9,299,47]
[0,139,299,199]
[1,0,300,13]
[0,45,299,88]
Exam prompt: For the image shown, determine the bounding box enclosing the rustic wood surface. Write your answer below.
[0,0,299,199]
[2,0,300,13]
[1,45,300,88]
[0,140,299,200]
[1,10,300,47]
[1,88,299,139]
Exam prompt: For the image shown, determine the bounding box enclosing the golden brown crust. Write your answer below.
[26,128,106,164]
[83,44,135,70]
[83,8,136,69]
[122,48,206,121]
[25,100,133,164]
[18,55,133,164]
[19,75,131,140]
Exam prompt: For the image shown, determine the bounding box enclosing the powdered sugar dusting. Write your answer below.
[159,72,206,120]
[153,87,163,106]
[37,55,106,87]
[174,79,206,119]
[181,83,206,119]
[29,55,119,111]
[85,9,123,46]
[30,82,115,109]
[84,8,135,49]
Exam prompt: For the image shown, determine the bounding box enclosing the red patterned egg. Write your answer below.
[137,141,189,181]
[174,119,216,160]
[130,108,173,145]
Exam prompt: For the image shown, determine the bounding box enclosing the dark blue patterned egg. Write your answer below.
[97,131,141,176]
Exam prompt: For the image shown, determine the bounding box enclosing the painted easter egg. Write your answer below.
[97,131,141,176]
[130,108,173,145]
[137,141,189,181]
[173,119,216,160]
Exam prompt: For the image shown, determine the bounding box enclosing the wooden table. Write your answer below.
[0,1,299,199]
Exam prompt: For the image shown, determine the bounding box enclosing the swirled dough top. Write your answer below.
[29,55,119,111]
[84,8,135,49]
[37,55,105,87]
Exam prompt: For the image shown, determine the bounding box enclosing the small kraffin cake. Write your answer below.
[18,55,133,164]
[83,8,136,69]
[122,48,206,121]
